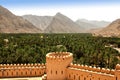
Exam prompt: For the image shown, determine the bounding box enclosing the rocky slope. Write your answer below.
[23,13,83,33]
[76,19,110,31]
[23,15,53,30]
[0,6,41,33]
[44,13,83,33]
[93,19,120,37]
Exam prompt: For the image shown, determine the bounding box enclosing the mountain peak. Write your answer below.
[55,12,65,17]
[44,12,83,33]
[56,12,62,15]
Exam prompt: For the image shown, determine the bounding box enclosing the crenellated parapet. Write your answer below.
[46,52,73,63]
[0,63,46,78]
[67,63,116,80]
[69,63,115,75]
[116,64,120,70]
[0,63,45,69]
[1,52,120,80]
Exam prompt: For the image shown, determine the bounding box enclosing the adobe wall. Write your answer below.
[44,52,120,80]
[66,63,120,80]
[46,52,73,80]
[0,52,120,80]
[0,63,46,78]
[115,64,120,80]
[67,65,114,80]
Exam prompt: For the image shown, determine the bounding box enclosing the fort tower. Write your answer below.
[46,52,73,80]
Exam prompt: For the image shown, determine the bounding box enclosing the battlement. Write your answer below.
[0,63,46,78]
[45,52,120,80]
[0,63,45,68]
[69,63,115,75]
[46,52,73,61]
[1,52,120,80]
[116,64,120,70]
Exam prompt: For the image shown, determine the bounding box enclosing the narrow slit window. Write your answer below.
[61,71,63,74]
[26,71,27,75]
[56,71,57,74]
[51,70,52,74]
[84,77,86,80]
[16,72,18,75]
[74,75,75,79]
[79,76,80,80]
[69,74,71,78]
[35,71,36,75]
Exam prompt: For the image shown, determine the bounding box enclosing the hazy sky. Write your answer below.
[0,0,120,21]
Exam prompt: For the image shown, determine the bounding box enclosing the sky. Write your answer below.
[0,0,120,21]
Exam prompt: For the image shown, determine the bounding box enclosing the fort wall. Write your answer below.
[44,52,120,80]
[0,63,45,78]
[66,64,115,80]
[0,52,120,80]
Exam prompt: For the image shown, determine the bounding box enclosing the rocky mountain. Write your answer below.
[23,13,83,33]
[23,15,53,30]
[76,19,110,27]
[44,13,83,33]
[76,19,110,31]
[93,19,120,37]
[76,20,99,32]
[0,6,41,33]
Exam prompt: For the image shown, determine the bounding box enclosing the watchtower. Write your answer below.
[46,52,73,80]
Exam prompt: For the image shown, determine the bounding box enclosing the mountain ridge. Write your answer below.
[0,6,42,33]
[44,12,83,33]
[93,19,120,37]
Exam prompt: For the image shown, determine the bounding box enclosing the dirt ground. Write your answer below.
[0,77,42,80]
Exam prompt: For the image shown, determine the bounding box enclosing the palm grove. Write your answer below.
[0,33,120,69]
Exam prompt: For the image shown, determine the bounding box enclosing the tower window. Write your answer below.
[79,76,80,80]
[56,71,57,74]
[69,74,71,78]
[74,75,75,79]
[61,71,63,74]
[51,70,52,74]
